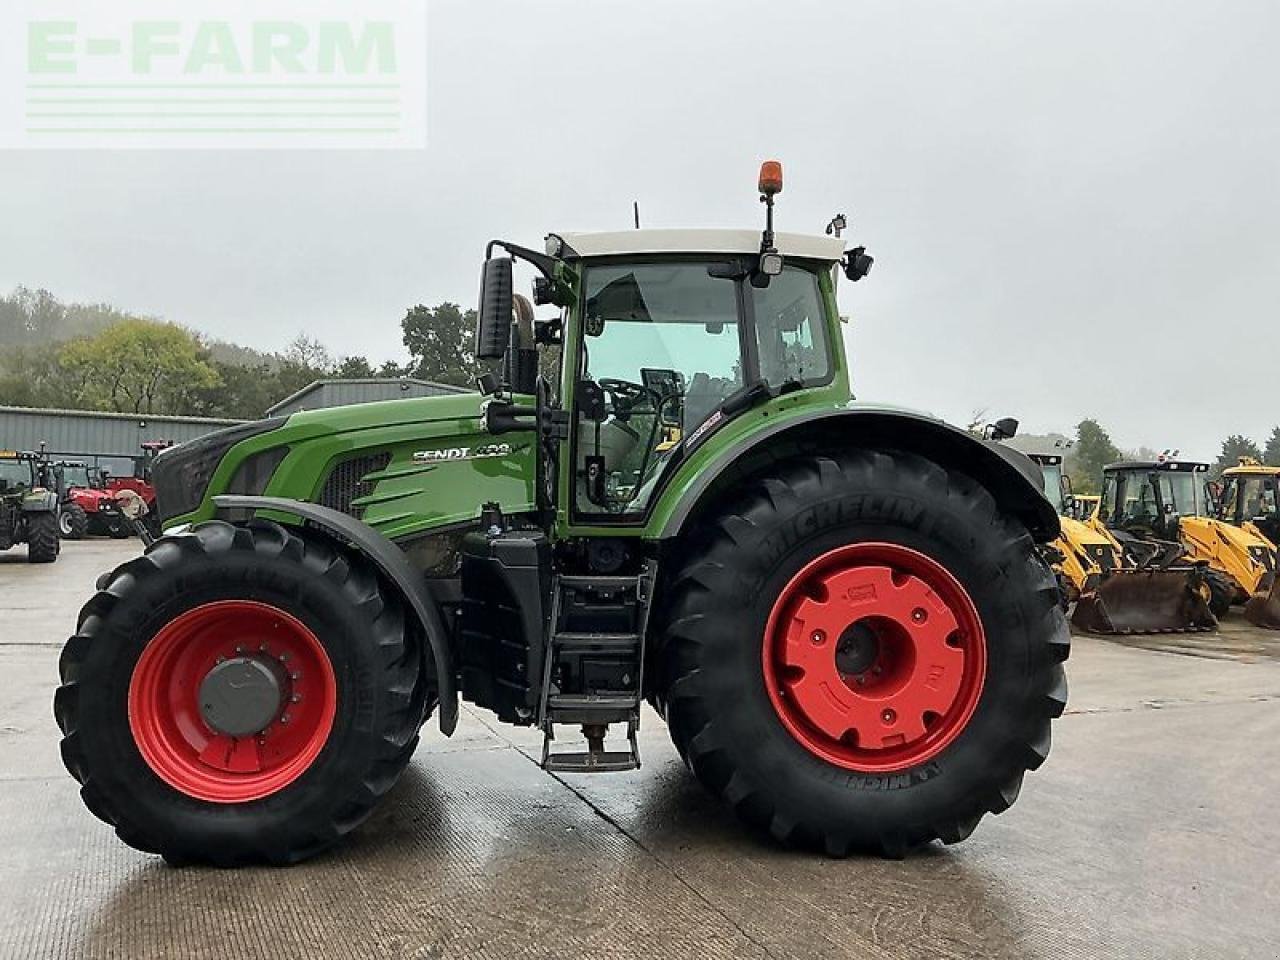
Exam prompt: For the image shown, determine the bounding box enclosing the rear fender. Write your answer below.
[213,494,458,736]
[659,407,1060,542]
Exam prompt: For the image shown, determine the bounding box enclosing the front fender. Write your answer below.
[658,406,1059,542]
[213,494,458,736]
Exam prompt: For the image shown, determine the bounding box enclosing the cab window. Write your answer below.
[0,460,33,494]
[575,262,743,516]
[752,266,831,386]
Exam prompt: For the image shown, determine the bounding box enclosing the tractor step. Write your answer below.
[542,750,640,774]
[539,563,656,774]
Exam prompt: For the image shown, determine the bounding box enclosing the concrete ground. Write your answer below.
[2,539,1279,960]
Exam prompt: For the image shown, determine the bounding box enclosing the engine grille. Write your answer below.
[316,453,391,517]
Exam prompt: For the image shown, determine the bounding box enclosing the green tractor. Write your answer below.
[55,164,1068,865]
[0,449,60,563]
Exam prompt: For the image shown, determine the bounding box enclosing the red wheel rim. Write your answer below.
[128,600,337,803]
[762,543,986,773]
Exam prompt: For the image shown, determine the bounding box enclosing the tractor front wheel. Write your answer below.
[655,450,1069,856]
[59,503,88,540]
[26,512,59,563]
[54,520,430,865]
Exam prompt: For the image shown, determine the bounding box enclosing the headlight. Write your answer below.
[153,419,285,522]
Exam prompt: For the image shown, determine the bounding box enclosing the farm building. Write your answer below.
[0,405,244,476]
[266,378,467,417]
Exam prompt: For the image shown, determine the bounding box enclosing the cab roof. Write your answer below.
[1224,464,1279,476]
[1104,460,1208,473]
[554,229,846,263]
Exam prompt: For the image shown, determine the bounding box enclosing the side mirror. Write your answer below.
[844,246,874,282]
[475,256,514,361]
[985,417,1019,441]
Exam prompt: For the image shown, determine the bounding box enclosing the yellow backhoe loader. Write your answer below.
[1217,459,1280,628]
[1092,458,1278,629]
[1027,454,1215,634]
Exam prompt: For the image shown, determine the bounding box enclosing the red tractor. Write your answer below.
[104,441,172,536]
[52,461,130,539]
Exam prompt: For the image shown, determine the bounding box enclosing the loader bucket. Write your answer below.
[1244,572,1280,630]
[1071,569,1218,634]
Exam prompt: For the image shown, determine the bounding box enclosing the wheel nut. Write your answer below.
[881,709,896,725]
[911,608,927,624]
[280,714,290,725]
[811,630,827,646]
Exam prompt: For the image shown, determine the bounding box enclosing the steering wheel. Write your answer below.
[597,378,659,419]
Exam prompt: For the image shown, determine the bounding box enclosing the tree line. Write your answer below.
[1064,419,1280,494]
[0,287,477,420]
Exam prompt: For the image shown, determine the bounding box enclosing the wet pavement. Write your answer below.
[2,539,1279,959]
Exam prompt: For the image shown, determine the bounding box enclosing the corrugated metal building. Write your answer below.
[266,378,467,417]
[0,406,244,475]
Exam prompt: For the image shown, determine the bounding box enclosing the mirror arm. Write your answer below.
[486,240,557,280]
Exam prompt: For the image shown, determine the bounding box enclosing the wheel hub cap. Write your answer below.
[763,542,987,773]
[128,600,337,803]
[198,656,287,737]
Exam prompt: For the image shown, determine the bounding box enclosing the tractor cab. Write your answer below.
[57,461,95,491]
[0,450,39,494]
[1098,459,1208,541]
[1220,460,1280,545]
[475,162,871,530]
[1027,453,1070,515]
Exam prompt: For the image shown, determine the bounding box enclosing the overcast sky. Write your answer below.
[2,0,1277,460]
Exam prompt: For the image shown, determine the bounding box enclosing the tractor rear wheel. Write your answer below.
[26,513,59,563]
[59,503,88,540]
[54,519,430,866]
[655,450,1069,857]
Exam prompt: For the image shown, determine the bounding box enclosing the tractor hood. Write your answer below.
[157,391,537,540]
[284,392,485,433]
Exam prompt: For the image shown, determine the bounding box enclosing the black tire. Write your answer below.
[1204,569,1235,619]
[653,450,1070,857]
[106,517,131,539]
[59,503,89,540]
[54,519,431,866]
[26,512,60,563]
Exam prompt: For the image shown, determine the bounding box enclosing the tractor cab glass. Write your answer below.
[1224,475,1277,522]
[576,261,742,514]
[0,458,34,494]
[1157,471,1204,518]
[1038,461,1066,514]
[62,464,92,489]
[573,260,832,516]
[752,267,830,386]
[1101,471,1160,528]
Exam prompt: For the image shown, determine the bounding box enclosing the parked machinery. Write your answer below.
[1029,454,1216,634]
[1092,459,1276,626]
[54,164,1070,866]
[51,461,130,539]
[1217,459,1280,627]
[0,449,59,563]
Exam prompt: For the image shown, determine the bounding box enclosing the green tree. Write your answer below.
[1214,434,1263,476]
[1264,427,1280,467]
[59,319,220,414]
[334,355,376,379]
[401,302,475,387]
[1069,419,1123,495]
